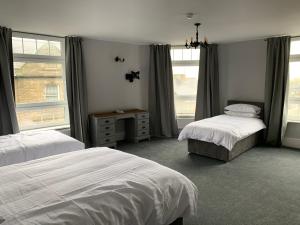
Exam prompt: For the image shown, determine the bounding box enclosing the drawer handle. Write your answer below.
[142,132,146,134]
[142,126,146,129]
[105,133,110,136]
[105,120,110,123]
[105,139,110,142]
[105,127,109,130]
[142,121,146,123]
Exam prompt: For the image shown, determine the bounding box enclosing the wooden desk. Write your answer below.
[90,109,150,148]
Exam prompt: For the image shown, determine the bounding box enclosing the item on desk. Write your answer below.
[115,109,124,114]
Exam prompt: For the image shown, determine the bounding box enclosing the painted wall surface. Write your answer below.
[83,38,149,114]
[219,39,267,110]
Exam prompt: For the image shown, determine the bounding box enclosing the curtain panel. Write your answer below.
[195,44,220,120]
[65,36,90,145]
[148,44,178,137]
[0,26,19,135]
[264,36,291,146]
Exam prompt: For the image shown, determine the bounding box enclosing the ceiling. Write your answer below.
[1,0,300,45]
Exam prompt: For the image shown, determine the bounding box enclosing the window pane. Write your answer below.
[287,61,300,121]
[170,49,174,60]
[182,49,192,60]
[192,49,200,60]
[290,41,300,55]
[173,49,182,60]
[37,40,49,55]
[16,106,69,130]
[14,62,64,104]
[23,38,36,54]
[12,37,23,54]
[49,41,61,56]
[13,35,67,130]
[173,66,199,117]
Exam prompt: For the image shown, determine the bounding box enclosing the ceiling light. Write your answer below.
[185,23,208,49]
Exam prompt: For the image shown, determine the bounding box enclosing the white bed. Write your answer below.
[0,147,197,225]
[0,130,84,167]
[178,114,266,151]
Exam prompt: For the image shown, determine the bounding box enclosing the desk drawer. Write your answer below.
[137,119,149,126]
[137,113,149,120]
[99,131,114,138]
[138,122,149,131]
[99,124,115,132]
[98,117,115,125]
[137,129,149,137]
[99,136,115,144]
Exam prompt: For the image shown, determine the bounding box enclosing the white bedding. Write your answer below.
[0,147,197,225]
[0,130,84,166]
[178,115,266,150]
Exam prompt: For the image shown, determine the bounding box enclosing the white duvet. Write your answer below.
[178,115,266,150]
[0,147,197,225]
[0,130,84,166]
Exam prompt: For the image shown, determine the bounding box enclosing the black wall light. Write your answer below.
[115,56,125,62]
[125,71,140,82]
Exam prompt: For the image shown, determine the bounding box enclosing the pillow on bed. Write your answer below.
[225,110,259,118]
[225,104,261,114]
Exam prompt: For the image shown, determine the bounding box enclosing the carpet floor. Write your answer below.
[118,138,300,225]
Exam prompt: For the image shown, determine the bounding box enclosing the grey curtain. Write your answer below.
[264,36,291,146]
[195,44,220,120]
[65,36,89,145]
[0,26,19,135]
[148,44,178,137]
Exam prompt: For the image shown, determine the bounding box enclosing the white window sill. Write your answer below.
[287,120,300,124]
[21,125,70,133]
[177,116,195,119]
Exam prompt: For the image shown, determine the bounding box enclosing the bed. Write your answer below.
[178,101,266,162]
[0,130,85,167]
[0,147,197,225]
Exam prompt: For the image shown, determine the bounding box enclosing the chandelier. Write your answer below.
[185,23,208,49]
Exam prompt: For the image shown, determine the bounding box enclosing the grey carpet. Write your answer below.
[118,138,300,225]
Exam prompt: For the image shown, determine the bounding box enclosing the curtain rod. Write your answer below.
[13,30,64,39]
[264,35,300,41]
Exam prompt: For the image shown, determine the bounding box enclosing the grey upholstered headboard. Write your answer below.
[227,100,265,121]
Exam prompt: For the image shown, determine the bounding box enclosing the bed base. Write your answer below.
[188,132,261,162]
[169,217,183,225]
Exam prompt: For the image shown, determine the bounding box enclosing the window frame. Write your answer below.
[288,37,300,122]
[171,45,200,119]
[12,32,70,131]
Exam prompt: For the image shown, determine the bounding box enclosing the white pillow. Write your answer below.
[225,110,259,118]
[225,104,261,114]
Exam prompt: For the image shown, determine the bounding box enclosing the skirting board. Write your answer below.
[282,137,300,149]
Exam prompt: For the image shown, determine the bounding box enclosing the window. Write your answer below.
[45,84,59,102]
[12,33,69,130]
[170,47,200,118]
[287,39,300,122]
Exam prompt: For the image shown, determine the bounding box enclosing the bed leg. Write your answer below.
[169,217,183,225]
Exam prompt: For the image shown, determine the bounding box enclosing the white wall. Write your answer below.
[83,38,149,114]
[219,39,267,110]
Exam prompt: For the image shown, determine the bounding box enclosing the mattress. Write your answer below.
[0,130,85,166]
[178,115,266,150]
[0,147,198,225]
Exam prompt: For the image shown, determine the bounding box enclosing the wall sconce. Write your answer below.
[115,56,125,63]
[125,71,140,82]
